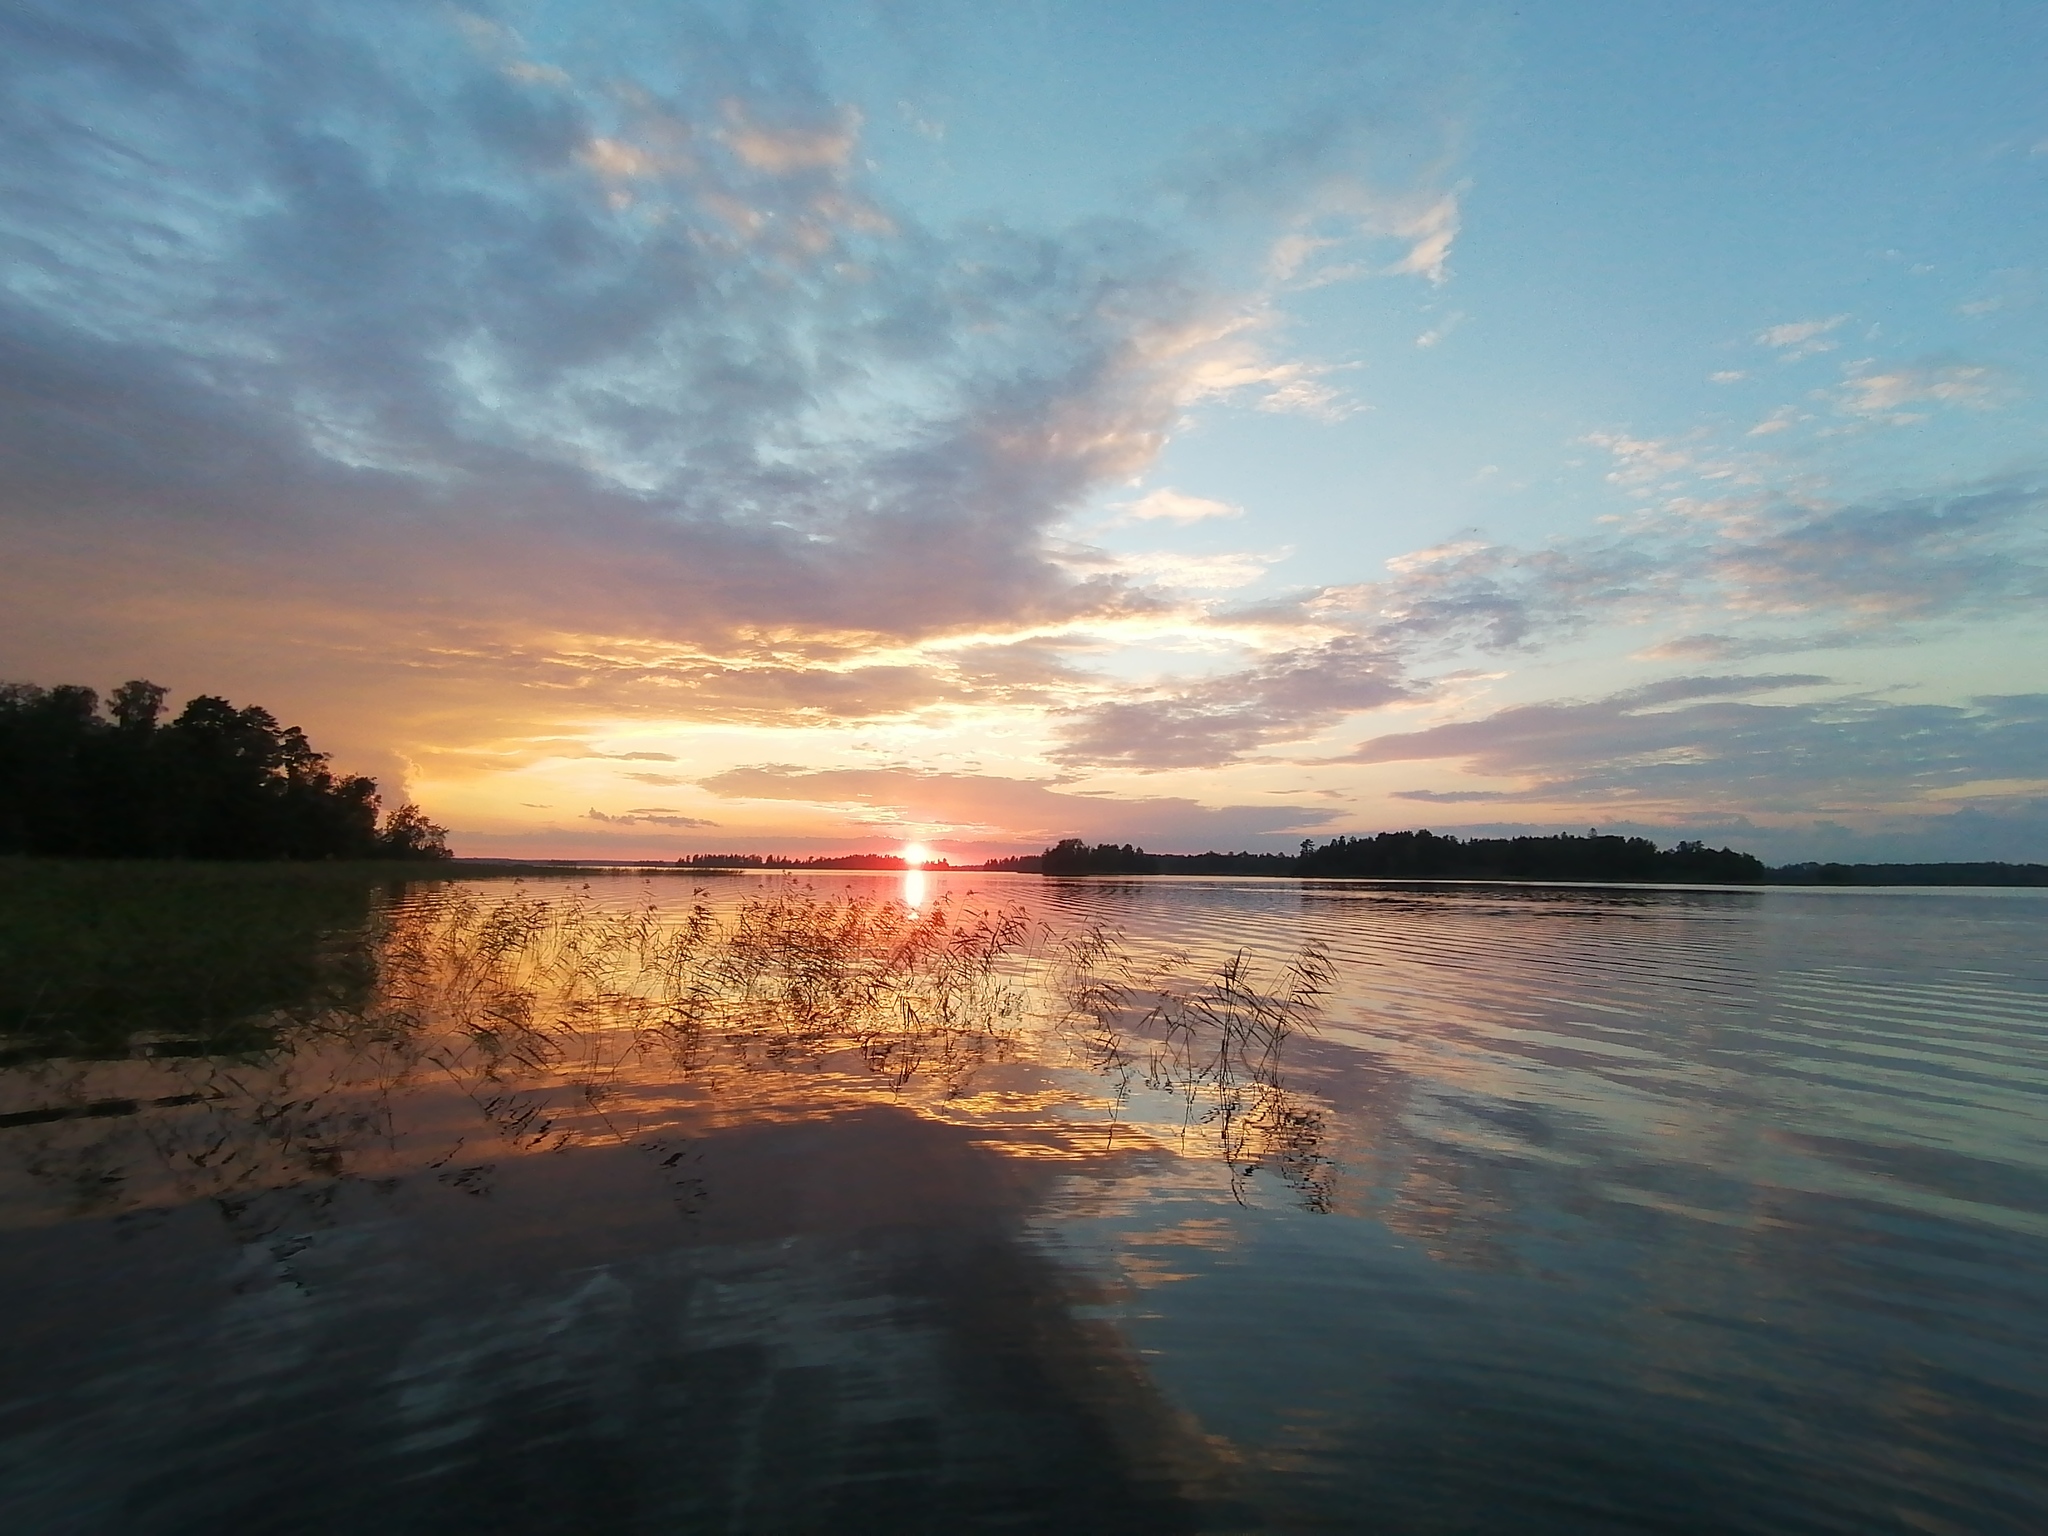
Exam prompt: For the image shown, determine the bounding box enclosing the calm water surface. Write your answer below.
[2,872,2045,1533]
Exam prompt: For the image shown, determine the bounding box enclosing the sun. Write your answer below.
[900,842,930,867]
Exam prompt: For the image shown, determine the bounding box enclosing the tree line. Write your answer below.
[0,680,450,860]
[1041,831,1766,882]
[1035,834,2048,885]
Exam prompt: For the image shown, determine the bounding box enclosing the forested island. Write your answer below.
[1034,835,2048,886]
[0,680,449,860]
[1040,831,1767,882]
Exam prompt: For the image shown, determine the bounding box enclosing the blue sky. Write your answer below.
[1,0,2042,859]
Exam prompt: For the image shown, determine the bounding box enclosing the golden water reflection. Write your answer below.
[3,871,2046,1533]
[0,880,1337,1233]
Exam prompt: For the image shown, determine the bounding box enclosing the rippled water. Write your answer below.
[2,871,2045,1533]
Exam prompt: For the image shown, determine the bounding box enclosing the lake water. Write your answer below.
[2,871,2045,1533]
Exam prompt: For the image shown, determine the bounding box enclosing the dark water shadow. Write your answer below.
[0,1103,1246,1535]
[0,861,400,1062]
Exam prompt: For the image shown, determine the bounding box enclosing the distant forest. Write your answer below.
[1,680,450,860]
[1041,831,1767,882]
[1034,834,2048,886]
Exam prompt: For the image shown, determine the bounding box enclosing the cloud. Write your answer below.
[698,764,1338,847]
[0,0,2036,864]
[1029,470,2046,776]
[1268,188,1462,289]
[1343,478,2045,654]
[1837,361,2001,421]
[1704,481,2047,621]
[718,101,862,175]
[1102,548,1279,591]
[0,0,1332,757]
[1415,311,1465,349]
[1122,488,1243,523]
[1756,315,1847,360]
[1346,679,2048,813]
[586,807,718,829]
[1746,405,1804,436]
[1580,432,1707,490]
[1051,636,1413,771]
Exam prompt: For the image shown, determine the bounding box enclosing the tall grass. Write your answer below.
[364,885,1035,1089]
[3,879,1339,1218]
[1050,928,1337,1209]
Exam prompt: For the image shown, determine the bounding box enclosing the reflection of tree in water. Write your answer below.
[1,886,1338,1225]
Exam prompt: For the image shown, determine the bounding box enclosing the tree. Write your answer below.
[0,678,454,860]
[376,803,451,860]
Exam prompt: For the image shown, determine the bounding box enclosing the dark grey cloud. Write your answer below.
[1338,480,2048,662]
[1703,482,2048,623]
[1050,635,1412,771]
[1348,677,2048,812]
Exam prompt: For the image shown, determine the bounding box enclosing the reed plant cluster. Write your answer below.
[4,880,1340,1221]
[1050,930,1337,1210]
[364,885,1040,1102]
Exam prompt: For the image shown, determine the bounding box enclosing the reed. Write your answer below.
[1050,928,1338,1208]
[3,879,1339,1218]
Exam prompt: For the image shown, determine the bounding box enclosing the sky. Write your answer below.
[2,0,2044,863]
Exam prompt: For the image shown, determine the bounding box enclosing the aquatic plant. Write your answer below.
[1051,928,1338,1208]
[1,882,1338,1221]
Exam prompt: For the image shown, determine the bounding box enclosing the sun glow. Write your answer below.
[900,842,930,867]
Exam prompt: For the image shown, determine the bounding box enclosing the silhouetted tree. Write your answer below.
[1041,839,1159,875]
[0,679,452,860]
[1294,830,1764,882]
[376,803,453,860]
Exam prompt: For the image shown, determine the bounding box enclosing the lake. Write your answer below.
[2,869,2045,1533]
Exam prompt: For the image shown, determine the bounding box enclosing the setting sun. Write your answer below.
[900,842,930,867]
